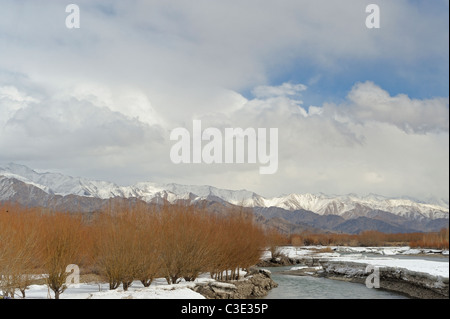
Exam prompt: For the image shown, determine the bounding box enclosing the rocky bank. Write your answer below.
[192,268,278,299]
[318,260,449,299]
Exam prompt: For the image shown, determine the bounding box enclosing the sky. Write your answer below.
[0,0,448,202]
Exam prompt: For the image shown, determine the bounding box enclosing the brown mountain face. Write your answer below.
[251,206,449,234]
[1,176,104,212]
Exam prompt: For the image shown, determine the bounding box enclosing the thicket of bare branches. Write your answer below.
[290,229,450,249]
[92,203,267,286]
[92,201,161,290]
[0,203,41,298]
[410,228,449,250]
[37,212,86,299]
[1,201,268,298]
[158,204,213,284]
[207,208,266,281]
[264,228,289,259]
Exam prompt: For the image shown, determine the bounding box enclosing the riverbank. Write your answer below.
[18,268,278,299]
[280,262,448,299]
[259,246,449,299]
[192,268,278,299]
[319,260,448,299]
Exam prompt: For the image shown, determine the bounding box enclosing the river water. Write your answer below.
[263,254,448,299]
[263,266,408,299]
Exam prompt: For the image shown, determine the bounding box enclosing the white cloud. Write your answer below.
[344,82,449,134]
[197,82,449,200]
[252,83,307,99]
[0,80,448,202]
[0,86,39,127]
[65,83,163,127]
[0,1,448,202]
[0,86,38,103]
[1,0,447,93]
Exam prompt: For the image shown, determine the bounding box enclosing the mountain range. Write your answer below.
[0,163,448,234]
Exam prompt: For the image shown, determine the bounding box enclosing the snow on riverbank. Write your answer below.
[262,246,449,279]
[20,270,258,299]
[263,246,449,258]
[261,246,340,259]
[334,246,449,256]
[24,277,210,299]
[330,257,449,278]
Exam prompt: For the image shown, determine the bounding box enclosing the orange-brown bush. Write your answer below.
[37,212,87,299]
[91,202,268,285]
[0,203,89,299]
[208,208,266,281]
[290,229,449,249]
[91,201,161,290]
[157,204,217,284]
[0,203,41,298]
[410,228,449,250]
[148,204,266,284]
[1,200,268,297]
[264,228,289,259]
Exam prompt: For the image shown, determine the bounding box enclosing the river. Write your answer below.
[262,252,449,299]
[262,266,408,299]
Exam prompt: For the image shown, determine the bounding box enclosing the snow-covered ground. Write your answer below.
[19,270,252,299]
[23,277,212,299]
[264,245,449,259]
[262,246,340,259]
[329,257,449,278]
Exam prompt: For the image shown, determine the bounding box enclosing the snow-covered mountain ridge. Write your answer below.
[0,163,448,220]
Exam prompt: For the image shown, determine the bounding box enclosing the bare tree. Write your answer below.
[38,212,85,299]
[0,204,41,298]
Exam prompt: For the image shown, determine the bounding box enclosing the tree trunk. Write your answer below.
[141,279,152,287]
[109,280,119,290]
[122,281,132,291]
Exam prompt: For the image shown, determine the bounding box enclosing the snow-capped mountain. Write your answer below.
[0,163,448,221]
[261,193,449,220]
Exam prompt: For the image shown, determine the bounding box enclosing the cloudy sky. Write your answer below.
[0,0,448,202]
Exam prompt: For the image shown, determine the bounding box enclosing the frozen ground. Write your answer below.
[23,277,212,299]
[263,245,449,259]
[330,256,449,278]
[20,270,252,299]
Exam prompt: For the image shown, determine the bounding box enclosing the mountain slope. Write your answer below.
[0,163,448,229]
